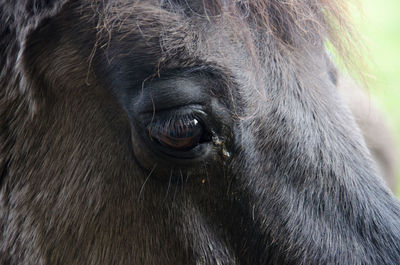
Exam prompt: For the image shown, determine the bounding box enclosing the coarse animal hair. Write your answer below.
[0,0,399,265]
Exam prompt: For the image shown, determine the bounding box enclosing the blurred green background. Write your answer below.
[355,0,400,196]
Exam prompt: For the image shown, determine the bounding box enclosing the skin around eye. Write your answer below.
[149,117,204,151]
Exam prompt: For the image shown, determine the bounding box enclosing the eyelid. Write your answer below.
[148,115,204,151]
[135,78,207,114]
[146,109,208,140]
[140,105,207,125]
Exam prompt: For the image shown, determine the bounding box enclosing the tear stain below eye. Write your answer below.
[212,134,231,159]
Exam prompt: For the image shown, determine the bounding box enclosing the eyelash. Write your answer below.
[147,113,206,151]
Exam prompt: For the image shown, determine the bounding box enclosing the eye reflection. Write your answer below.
[149,116,204,151]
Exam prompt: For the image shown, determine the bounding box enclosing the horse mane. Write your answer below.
[95,0,361,78]
[205,0,360,72]
[204,0,353,45]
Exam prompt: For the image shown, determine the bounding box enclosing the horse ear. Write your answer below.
[324,52,338,86]
[1,1,69,113]
[7,0,68,31]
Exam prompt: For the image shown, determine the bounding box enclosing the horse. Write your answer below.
[1,0,399,264]
[338,76,398,191]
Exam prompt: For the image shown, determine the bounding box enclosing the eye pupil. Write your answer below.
[150,118,204,151]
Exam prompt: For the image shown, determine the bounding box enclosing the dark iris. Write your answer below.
[149,116,204,151]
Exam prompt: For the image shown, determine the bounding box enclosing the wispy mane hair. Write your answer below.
[96,0,362,78]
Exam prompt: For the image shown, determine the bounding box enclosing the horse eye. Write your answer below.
[149,117,204,151]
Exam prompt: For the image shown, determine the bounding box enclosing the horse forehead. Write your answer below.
[98,1,269,91]
[102,1,257,54]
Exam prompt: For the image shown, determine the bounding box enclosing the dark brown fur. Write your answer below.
[1,1,400,264]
